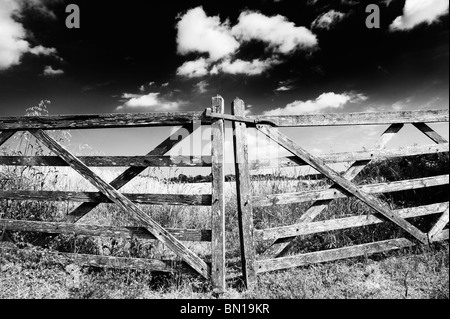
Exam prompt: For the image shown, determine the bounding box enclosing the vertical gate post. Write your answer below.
[232,98,257,289]
[211,95,226,292]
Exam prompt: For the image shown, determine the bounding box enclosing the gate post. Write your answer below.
[211,95,226,292]
[232,98,257,289]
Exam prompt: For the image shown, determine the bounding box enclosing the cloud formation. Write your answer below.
[43,65,64,76]
[390,0,449,31]
[117,93,182,112]
[0,0,60,71]
[232,11,317,54]
[263,92,368,115]
[311,10,346,30]
[175,7,317,78]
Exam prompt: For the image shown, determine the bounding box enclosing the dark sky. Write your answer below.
[0,0,448,170]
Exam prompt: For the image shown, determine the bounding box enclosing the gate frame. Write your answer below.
[0,96,227,292]
[211,100,449,288]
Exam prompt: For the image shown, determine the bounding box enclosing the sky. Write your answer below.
[0,0,449,176]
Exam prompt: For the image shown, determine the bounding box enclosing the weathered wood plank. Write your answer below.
[32,125,195,247]
[211,96,226,292]
[0,219,212,242]
[256,238,417,273]
[65,124,194,223]
[0,112,212,130]
[233,98,257,288]
[29,129,211,279]
[0,156,212,167]
[428,209,449,242]
[261,124,404,258]
[0,131,16,147]
[254,109,449,127]
[255,202,449,241]
[257,231,449,273]
[256,125,429,244]
[253,175,449,207]
[250,143,449,170]
[430,229,449,242]
[0,246,200,274]
[413,123,449,144]
[0,191,212,206]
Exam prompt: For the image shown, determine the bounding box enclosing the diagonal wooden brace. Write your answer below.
[256,125,429,245]
[262,124,404,258]
[428,209,449,243]
[29,129,210,279]
[0,131,16,147]
[32,124,194,247]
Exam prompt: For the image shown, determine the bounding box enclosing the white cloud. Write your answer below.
[264,92,368,115]
[176,6,239,61]
[176,58,210,78]
[276,85,293,92]
[175,7,318,77]
[390,0,449,31]
[0,0,30,70]
[232,11,318,54]
[311,10,346,30]
[43,65,63,76]
[0,0,59,71]
[29,45,57,56]
[117,92,181,111]
[194,80,209,94]
[211,58,280,75]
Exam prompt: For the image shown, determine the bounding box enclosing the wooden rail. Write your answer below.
[1,100,448,292]
[227,101,449,288]
[0,97,226,292]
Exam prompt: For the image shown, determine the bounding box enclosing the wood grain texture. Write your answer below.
[0,190,212,206]
[413,123,449,144]
[252,175,449,207]
[428,209,449,242]
[233,98,257,289]
[210,96,226,292]
[0,246,200,274]
[256,125,429,244]
[65,124,194,223]
[260,124,404,258]
[0,155,212,167]
[0,112,211,130]
[256,238,417,273]
[30,129,211,279]
[249,143,448,170]
[254,109,448,127]
[0,219,212,242]
[255,202,448,241]
[0,131,16,147]
[257,230,449,273]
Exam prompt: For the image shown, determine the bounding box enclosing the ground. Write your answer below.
[1,242,448,299]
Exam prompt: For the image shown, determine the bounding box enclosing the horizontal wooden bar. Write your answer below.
[0,156,212,167]
[253,175,449,207]
[255,202,449,241]
[0,219,212,242]
[256,231,449,273]
[0,246,200,274]
[0,191,212,206]
[250,143,449,170]
[0,112,211,130]
[252,109,449,127]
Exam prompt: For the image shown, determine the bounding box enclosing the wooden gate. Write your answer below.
[0,96,226,292]
[207,99,449,288]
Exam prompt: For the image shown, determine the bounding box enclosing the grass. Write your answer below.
[0,101,448,299]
